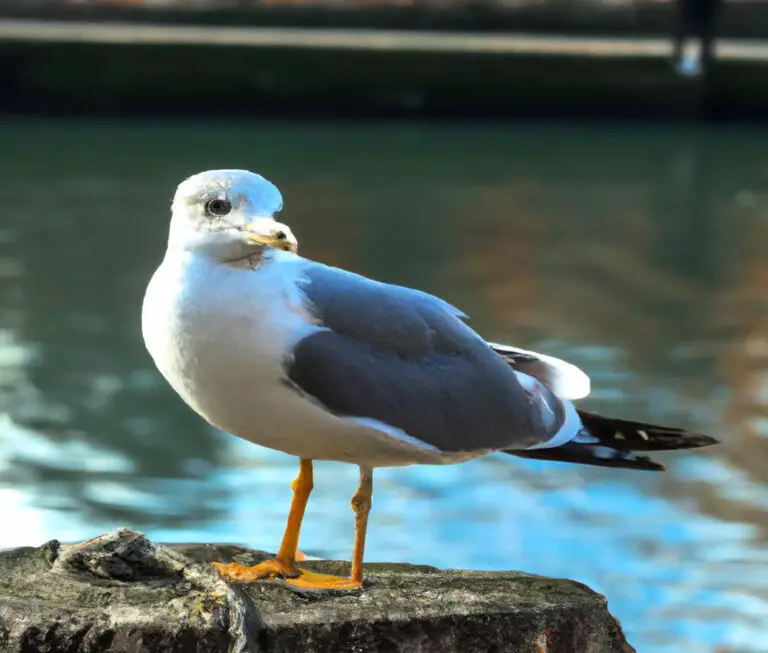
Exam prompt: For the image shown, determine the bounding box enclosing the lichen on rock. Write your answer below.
[0,529,635,652]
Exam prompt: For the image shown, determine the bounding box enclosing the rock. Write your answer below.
[0,529,635,653]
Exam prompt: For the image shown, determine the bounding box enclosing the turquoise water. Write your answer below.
[0,120,766,652]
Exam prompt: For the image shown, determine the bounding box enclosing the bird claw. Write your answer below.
[212,558,300,582]
[213,559,362,592]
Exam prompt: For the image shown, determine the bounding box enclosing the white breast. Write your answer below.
[142,250,318,429]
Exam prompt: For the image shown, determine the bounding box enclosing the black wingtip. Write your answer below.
[681,433,720,449]
[508,412,720,471]
[509,446,668,471]
[575,410,721,453]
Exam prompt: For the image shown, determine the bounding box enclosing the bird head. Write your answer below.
[167,169,297,263]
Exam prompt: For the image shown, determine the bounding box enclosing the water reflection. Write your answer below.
[0,120,767,652]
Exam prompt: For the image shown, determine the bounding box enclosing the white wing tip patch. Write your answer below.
[537,352,591,400]
[489,342,591,401]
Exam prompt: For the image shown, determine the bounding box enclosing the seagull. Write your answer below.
[142,169,719,592]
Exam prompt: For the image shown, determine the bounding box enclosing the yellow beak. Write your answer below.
[245,224,297,252]
[246,232,281,248]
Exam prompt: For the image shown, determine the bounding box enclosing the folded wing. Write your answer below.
[284,262,551,454]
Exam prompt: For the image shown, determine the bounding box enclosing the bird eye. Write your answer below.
[275,230,286,240]
[205,199,232,217]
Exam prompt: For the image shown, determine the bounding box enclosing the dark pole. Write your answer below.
[672,0,723,78]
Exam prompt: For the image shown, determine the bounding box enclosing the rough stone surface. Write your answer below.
[0,529,635,653]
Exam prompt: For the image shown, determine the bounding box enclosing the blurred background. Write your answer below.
[0,2,767,653]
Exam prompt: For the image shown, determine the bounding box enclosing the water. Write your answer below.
[0,119,767,652]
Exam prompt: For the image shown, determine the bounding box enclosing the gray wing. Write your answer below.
[285,262,548,453]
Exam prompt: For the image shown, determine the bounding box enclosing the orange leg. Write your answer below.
[213,461,374,592]
[350,466,373,585]
[213,458,312,582]
[274,457,313,571]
